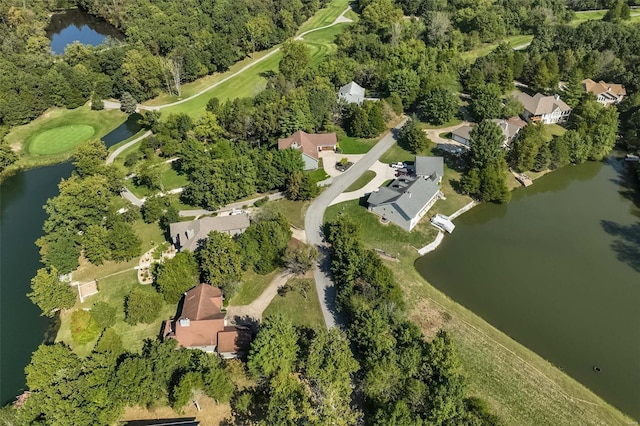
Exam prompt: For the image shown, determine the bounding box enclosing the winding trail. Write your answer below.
[104,6,353,113]
[106,130,152,164]
[226,272,293,322]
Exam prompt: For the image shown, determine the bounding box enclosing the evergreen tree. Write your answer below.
[119,91,138,115]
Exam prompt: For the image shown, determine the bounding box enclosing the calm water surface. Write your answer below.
[46,9,123,55]
[0,118,139,405]
[416,159,640,419]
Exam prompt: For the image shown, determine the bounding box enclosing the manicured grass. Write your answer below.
[125,162,189,198]
[27,125,95,155]
[229,269,282,306]
[339,135,376,154]
[345,170,376,192]
[543,123,566,140]
[296,0,350,34]
[379,143,420,164]
[262,198,310,229]
[419,118,463,130]
[3,105,125,173]
[461,34,534,62]
[263,278,325,330]
[307,166,330,184]
[569,9,640,26]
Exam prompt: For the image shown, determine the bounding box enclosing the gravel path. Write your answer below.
[226,272,292,322]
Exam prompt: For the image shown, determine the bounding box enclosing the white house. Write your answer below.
[338,81,366,105]
[517,92,572,124]
[582,79,626,106]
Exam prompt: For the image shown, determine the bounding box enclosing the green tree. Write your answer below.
[266,372,317,425]
[125,287,163,325]
[462,120,510,203]
[109,222,141,262]
[603,0,631,22]
[73,139,107,177]
[120,91,138,115]
[171,371,204,412]
[388,68,420,107]
[28,266,76,317]
[82,224,111,265]
[470,83,503,120]
[501,95,524,118]
[286,170,318,201]
[417,88,459,125]
[248,314,299,380]
[279,41,311,83]
[95,328,125,359]
[91,301,116,329]
[283,243,318,275]
[25,343,80,391]
[36,230,81,273]
[155,251,200,303]
[238,211,292,274]
[509,124,545,172]
[562,68,584,108]
[197,231,243,296]
[399,116,429,153]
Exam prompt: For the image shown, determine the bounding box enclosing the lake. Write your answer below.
[46,9,123,55]
[415,158,640,420]
[0,117,140,405]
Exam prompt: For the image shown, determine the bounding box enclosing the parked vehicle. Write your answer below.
[390,162,405,169]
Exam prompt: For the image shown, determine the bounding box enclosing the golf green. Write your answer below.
[27,125,96,156]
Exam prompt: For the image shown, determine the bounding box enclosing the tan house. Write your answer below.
[517,92,572,124]
[451,117,526,148]
[169,214,250,252]
[162,284,251,358]
[582,79,626,106]
[278,130,337,170]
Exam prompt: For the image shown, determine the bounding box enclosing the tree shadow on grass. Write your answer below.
[601,220,640,272]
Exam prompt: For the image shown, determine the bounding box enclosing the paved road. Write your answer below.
[106,130,152,164]
[305,118,407,329]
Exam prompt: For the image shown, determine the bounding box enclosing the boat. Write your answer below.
[431,214,455,233]
[625,153,639,162]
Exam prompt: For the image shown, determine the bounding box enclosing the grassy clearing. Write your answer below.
[419,118,463,130]
[263,198,310,229]
[229,269,282,306]
[3,105,125,173]
[263,277,325,330]
[307,165,330,184]
[569,9,640,26]
[379,143,420,164]
[543,123,567,140]
[122,395,232,425]
[27,125,95,155]
[297,0,350,34]
[339,135,377,154]
[345,170,376,192]
[461,34,534,62]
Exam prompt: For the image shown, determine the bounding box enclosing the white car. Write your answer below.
[390,162,405,169]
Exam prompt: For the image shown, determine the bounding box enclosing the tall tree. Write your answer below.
[279,41,311,83]
[398,116,430,153]
[470,83,503,120]
[417,88,459,125]
[28,266,76,317]
[248,314,299,380]
[197,231,243,296]
[155,251,200,303]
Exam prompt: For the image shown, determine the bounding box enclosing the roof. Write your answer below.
[181,284,224,321]
[582,79,626,97]
[368,177,441,220]
[492,117,526,143]
[517,92,571,115]
[217,326,252,354]
[277,131,337,160]
[338,81,366,104]
[415,156,444,180]
[169,214,250,252]
[451,125,473,141]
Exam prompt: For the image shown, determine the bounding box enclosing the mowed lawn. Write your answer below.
[263,277,325,330]
[461,34,534,62]
[4,104,126,167]
[296,0,350,34]
[345,170,376,192]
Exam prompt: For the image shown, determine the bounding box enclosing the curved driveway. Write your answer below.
[305,118,407,329]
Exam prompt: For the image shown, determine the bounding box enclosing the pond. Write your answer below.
[415,158,640,420]
[0,117,140,405]
[46,9,123,55]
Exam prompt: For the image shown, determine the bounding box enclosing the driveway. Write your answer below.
[226,271,292,322]
[320,151,366,178]
[329,160,396,206]
[304,118,408,329]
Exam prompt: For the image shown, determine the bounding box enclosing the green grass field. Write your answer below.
[462,34,534,62]
[345,170,376,192]
[3,105,126,172]
[27,124,95,155]
[263,278,325,330]
[339,135,377,154]
[229,269,282,306]
[262,199,310,229]
[570,9,640,26]
[296,0,350,34]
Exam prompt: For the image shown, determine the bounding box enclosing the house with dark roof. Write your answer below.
[278,130,337,170]
[517,92,571,124]
[451,118,526,148]
[582,79,626,106]
[162,284,251,358]
[169,214,250,252]
[338,81,366,105]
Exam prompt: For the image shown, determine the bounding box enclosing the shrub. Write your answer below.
[70,310,102,345]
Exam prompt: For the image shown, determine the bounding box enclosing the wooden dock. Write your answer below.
[512,170,533,187]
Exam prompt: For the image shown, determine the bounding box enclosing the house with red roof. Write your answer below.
[162,284,251,358]
[278,130,337,170]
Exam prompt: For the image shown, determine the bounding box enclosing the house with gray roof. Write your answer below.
[517,92,571,124]
[338,81,366,105]
[451,117,526,148]
[368,177,442,231]
[415,156,444,183]
[169,214,250,252]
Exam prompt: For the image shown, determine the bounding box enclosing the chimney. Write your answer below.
[179,318,190,327]
[554,94,560,101]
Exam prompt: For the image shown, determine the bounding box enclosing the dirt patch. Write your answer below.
[121,395,232,425]
[410,298,452,340]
